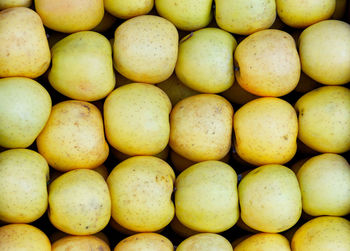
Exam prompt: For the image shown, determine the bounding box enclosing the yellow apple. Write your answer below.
[107,156,175,232]
[291,216,350,251]
[105,0,154,19]
[294,86,350,153]
[233,233,291,251]
[48,169,111,235]
[155,0,212,31]
[177,233,233,251]
[0,77,51,148]
[298,20,350,85]
[0,224,51,251]
[0,0,32,10]
[52,235,110,251]
[239,164,302,233]
[216,0,276,35]
[234,97,298,166]
[0,7,50,78]
[170,94,233,162]
[175,161,239,233]
[113,15,178,84]
[49,31,115,101]
[297,153,350,216]
[114,233,173,251]
[34,0,104,33]
[0,149,49,223]
[175,28,237,93]
[276,0,335,28]
[234,29,300,97]
[37,100,109,172]
[104,83,171,156]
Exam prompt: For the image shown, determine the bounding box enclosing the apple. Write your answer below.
[34,0,104,33]
[0,77,51,148]
[233,233,291,251]
[114,233,173,251]
[297,153,350,216]
[0,7,50,78]
[104,83,171,156]
[170,94,233,162]
[49,31,115,101]
[48,169,111,235]
[298,20,350,85]
[113,15,178,84]
[292,216,350,251]
[37,100,109,172]
[0,224,51,251]
[177,233,233,251]
[155,0,213,31]
[175,27,237,93]
[238,164,302,233]
[0,149,49,223]
[215,0,276,35]
[175,161,239,233]
[234,29,300,97]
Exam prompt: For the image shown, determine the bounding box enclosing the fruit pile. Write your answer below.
[0,0,349,250]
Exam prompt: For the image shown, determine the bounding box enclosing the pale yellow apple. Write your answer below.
[104,83,171,156]
[177,233,233,251]
[216,0,276,35]
[155,0,212,31]
[0,149,49,223]
[0,77,51,148]
[107,156,175,232]
[175,28,237,93]
[0,224,51,251]
[170,94,233,162]
[0,0,31,10]
[52,235,110,251]
[37,100,109,172]
[49,31,115,101]
[291,216,350,251]
[105,0,154,19]
[298,20,350,85]
[294,86,350,153]
[233,233,291,251]
[114,233,173,251]
[175,161,239,233]
[276,0,335,28]
[156,73,199,106]
[234,29,300,97]
[234,97,298,166]
[0,7,50,78]
[239,164,302,233]
[113,15,178,84]
[297,153,350,216]
[48,169,111,235]
[35,0,104,33]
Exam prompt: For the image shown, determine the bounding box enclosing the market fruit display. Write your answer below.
[0,1,349,250]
